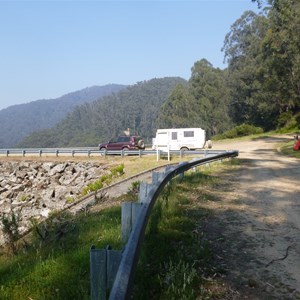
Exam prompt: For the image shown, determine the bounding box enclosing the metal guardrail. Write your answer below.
[101,150,239,300]
[0,148,228,158]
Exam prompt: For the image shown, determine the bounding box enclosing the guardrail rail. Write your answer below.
[90,150,239,300]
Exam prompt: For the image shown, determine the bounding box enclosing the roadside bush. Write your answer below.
[82,164,125,195]
[213,124,263,140]
[0,210,21,254]
[277,111,293,128]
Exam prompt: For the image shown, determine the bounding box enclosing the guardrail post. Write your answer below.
[88,150,91,158]
[156,149,160,161]
[90,245,122,300]
[72,150,75,157]
[103,149,107,158]
[178,162,188,181]
[138,182,150,203]
[56,149,59,157]
[152,172,164,184]
[165,165,175,173]
[6,150,9,157]
[180,149,184,158]
[139,150,142,158]
[39,150,42,157]
[121,202,143,243]
[22,150,25,157]
[191,158,198,172]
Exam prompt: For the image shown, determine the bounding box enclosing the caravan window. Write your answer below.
[184,131,194,137]
[171,132,177,140]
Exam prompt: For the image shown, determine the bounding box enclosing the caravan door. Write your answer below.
[169,130,180,150]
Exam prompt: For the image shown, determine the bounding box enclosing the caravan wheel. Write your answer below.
[206,140,212,149]
[180,147,189,151]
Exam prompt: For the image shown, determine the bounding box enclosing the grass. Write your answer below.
[132,160,239,299]
[0,209,122,300]
[0,156,238,300]
[280,140,300,158]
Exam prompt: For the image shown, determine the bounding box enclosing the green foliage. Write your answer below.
[82,164,124,195]
[158,259,197,300]
[0,207,122,300]
[0,85,125,148]
[18,78,186,148]
[0,210,21,254]
[158,60,232,138]
[281,140,300,158]
[132,169,226,299]
[110,163,125,176]
[213,123,264,140]
[124,181,141,202]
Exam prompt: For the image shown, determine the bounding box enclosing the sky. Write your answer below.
[0,0,260,110]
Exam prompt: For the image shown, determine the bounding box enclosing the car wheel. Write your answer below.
[138,140,145,149]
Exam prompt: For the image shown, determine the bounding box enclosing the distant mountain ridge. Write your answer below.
[18,77,186,148]
[0,84,126,148]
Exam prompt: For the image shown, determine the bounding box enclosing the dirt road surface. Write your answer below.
[205,136,300,299]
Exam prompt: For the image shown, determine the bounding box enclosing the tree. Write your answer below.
[189,59,232,137]
[261,0,300,115]
[158,59,231,138]
[157,83,196,128]
[222,11,275,129]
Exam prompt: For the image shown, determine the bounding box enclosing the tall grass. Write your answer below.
[0,159,238,299]
[132,165,229,299]
[0,208,121,300]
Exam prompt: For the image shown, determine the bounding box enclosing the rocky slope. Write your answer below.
[0,160,112,245]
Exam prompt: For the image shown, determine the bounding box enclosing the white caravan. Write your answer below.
[152,128,211,151]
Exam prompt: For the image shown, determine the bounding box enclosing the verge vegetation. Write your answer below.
[0,157,239,300]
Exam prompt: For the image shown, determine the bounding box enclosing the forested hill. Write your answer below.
[18,77,186,147]
[0,84,125,148]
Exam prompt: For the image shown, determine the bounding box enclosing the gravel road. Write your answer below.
[205,135,300,299]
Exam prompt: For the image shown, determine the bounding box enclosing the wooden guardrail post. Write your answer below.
[90,245,122,300]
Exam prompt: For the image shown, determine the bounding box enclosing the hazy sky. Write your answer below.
[0,0,259,110]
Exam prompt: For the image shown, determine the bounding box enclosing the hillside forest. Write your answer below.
[18,0,300,147]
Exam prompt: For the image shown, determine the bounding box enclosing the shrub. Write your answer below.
[1,210,21,254]
[213,123,263,140]
[111,164,125,176]
[277,111,293,128]
[82,164,125,195]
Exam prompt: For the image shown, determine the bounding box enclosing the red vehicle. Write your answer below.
[98,135,145,151]
[293,135,300,151]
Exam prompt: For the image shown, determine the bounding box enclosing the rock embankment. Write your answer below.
[0,160,110,244]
